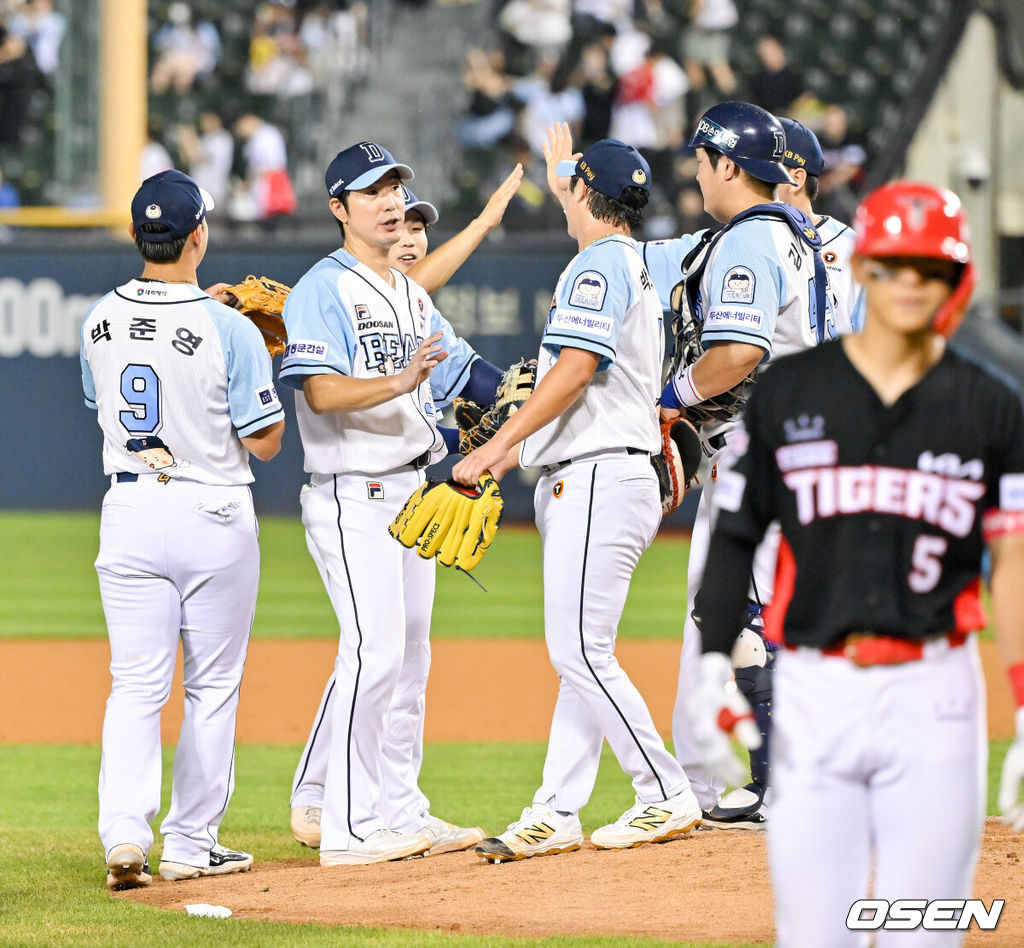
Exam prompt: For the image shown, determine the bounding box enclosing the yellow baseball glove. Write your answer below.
[224,274,291,356]
[388,472,503,571]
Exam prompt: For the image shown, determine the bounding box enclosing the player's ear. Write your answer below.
[329,196,348,225]
[128,223,136,241]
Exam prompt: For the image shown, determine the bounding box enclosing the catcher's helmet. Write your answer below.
[854,181,976,337]
[689,101,795,186]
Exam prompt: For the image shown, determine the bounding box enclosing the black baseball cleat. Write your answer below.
[700,785,767,830]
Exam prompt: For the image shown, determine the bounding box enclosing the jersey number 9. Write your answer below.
[119,364,162,436]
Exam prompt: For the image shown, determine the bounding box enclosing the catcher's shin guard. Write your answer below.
[731,604,774,791]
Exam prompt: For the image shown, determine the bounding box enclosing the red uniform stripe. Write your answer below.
[763,534,796,647]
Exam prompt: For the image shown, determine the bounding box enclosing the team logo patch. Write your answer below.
[823,250,838,264]
[283,340,329,364]
[784,415,826,443]
[999,473,1024,511]
[721,267,755,303]
[553,480,564,498]
[367,481,384,499]
[145,203,161,219]
[255,384,282,411]
[632,168,647,185]
[568,271,607,310]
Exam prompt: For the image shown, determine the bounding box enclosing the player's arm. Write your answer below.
[407,165,523,294]
[452,347,600,485]
[543,121,578,211]
[664,340,765,414]
[303,331,448,413]
[242,419,285,461]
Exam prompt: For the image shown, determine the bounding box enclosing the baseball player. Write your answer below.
[453,138,702,861]
[280,142,513,866]
[622,102,842,831]
[777,117,863,332]
[287,171,523,851]
[689,180,1024,947]
[83,170,285,890]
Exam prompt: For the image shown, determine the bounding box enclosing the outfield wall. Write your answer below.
[0,241,701,523]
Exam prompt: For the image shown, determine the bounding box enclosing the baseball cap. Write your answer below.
[779,118,824,176]
[555,138,651,201]
[131,169,214,242]
[402,186,439,225]
[324,141,413,197]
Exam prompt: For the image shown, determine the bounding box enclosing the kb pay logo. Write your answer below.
[847,899,1004,932]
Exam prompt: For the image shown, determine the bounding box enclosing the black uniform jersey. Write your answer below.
[698,339,1024,652]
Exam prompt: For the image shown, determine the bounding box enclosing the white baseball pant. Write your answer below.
[96,477,257,867]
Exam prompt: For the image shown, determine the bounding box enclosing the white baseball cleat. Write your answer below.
[320,828,431,866]
[159,844,254,881]
[475,804,583,863]
[421,815,485,855]
[590,788,702,849]
[106,843,152,890]
[290,805,322,848]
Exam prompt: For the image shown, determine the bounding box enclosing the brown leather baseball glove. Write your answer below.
[224,275,290,356]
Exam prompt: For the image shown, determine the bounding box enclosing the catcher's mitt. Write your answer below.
[651,416,702,516]
[225,274,290,356]
[451,358,537,454]
[388,472,503,571]
[453,398,500,454]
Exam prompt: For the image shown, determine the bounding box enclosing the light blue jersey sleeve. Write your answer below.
[427,307,478,409]
[700,220,782,352]
[542,241,632,371]
[211,304,286,437]
[640,233,705,311]
[80,297,103,409]
[279,262,357,388]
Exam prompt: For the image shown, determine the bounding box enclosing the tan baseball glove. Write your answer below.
[451,358,537,454]
[224,274,290,356]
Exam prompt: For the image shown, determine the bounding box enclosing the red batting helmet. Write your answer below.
[853,181,976,337]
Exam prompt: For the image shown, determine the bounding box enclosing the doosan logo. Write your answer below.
[847,899,1004,932]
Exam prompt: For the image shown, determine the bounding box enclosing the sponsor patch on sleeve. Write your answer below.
[568,270,608,311]
[704,307,765,330]
[721,266,755,303]
[255,384,282,411]
[282,339,329,364]
[549,308,614,338]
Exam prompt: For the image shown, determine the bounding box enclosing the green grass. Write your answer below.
[0,512,690,641]
[0,743,766,948]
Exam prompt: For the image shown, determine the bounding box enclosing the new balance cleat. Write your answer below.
[106,843,152,891]
[590,788,702,849]
[159,844,254,881]
[475,804,583,863]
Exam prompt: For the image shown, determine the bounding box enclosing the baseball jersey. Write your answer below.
[706,340,1024,650]
[279,248,477,475]
[520,235,663,468]
[816,215,861,335]
[641,233,705,313]
[80,280,284,485]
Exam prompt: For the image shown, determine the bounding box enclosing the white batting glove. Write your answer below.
[998,707,1024,833]
[689,651,763,788]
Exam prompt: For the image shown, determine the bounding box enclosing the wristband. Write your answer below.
[672,364,706,408]
[659,380,681,410]
[1010,661,1024,709]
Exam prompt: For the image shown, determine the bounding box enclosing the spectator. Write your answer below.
[514,51,584,158]
[178,110,234,209]
[748,35,805,116]
[149,2,220,96]
[298,1,369,92]
[498,0,572,74]
[245,1,314,98]
[232,112,295,223]
[0,163,20,207]
[458,46,519,150]
[577,35,618,145]
[0,19,40,150]
[8,0,65,80]
[139,123,174,182]
[816,103,867,222]
[681,0,738,96]
[608,38,688,153]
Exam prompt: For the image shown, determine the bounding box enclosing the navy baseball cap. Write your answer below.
[324,141,413,197]
[402,186,438,225]
[779,118,825,176]
[556,138,651,201]
[131,170,214,242]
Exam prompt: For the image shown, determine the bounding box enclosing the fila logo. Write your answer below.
[515,822,555,845]
[366,481,384,499]
[628,806,670,832]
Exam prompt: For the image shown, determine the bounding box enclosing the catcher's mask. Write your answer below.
[853,181,976,338]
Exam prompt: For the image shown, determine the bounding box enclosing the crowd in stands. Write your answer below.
[0,0,869,239]
[453,0,868,236]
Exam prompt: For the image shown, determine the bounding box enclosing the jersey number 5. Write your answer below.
[908,535,948,593]
[119,364,162,435]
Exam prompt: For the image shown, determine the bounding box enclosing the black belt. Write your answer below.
[115,472,174,484]
[541,447,647,475]
[413,449,431,468]
[706,433,727,452]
